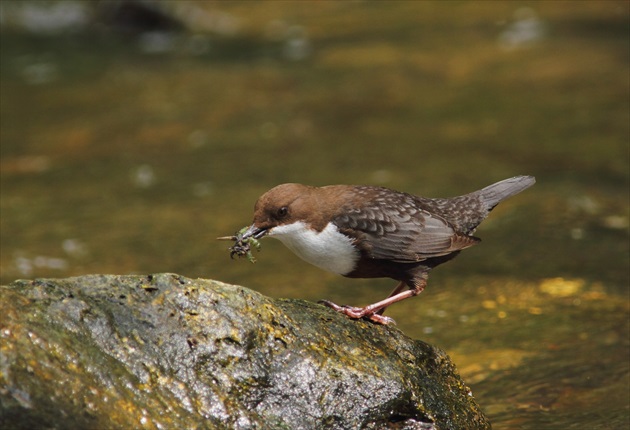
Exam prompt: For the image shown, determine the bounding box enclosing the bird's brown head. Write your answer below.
[241,183,320,240]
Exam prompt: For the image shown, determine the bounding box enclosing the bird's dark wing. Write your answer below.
[332,191,478,263]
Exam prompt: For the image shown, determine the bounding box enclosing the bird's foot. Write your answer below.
[365,313,396,325]
[318,300,396,325]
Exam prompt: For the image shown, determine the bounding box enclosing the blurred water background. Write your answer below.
[1,1,628,428]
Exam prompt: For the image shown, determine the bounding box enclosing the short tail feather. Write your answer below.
[478,175,536,210]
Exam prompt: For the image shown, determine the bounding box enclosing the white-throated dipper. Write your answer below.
[241,175,535,324]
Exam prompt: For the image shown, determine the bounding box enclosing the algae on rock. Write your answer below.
[0,273,490,429]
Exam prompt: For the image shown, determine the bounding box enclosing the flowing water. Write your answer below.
[1,2,628,428]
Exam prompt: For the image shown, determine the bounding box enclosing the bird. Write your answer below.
[240,175,535,324]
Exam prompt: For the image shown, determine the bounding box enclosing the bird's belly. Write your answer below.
[269,221,359,275]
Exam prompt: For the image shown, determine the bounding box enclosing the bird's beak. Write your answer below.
[241,224,268,240]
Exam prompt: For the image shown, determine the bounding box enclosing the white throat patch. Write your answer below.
[269,221,359,275]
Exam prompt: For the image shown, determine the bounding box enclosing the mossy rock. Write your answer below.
[0,274,490,429]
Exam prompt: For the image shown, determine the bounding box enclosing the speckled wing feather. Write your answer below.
[332,187,478,263]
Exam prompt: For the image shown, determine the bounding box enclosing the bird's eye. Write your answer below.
[276,206,288,218]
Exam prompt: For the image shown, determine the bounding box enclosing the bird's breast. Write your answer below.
[268,221,360,275]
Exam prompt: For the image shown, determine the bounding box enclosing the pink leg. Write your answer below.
[376,281,407,315]
[320,279,427,325]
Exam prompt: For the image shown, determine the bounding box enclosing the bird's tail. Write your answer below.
[478,175,536,210]
[435,175,535,234]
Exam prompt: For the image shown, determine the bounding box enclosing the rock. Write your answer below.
[0,274,490,429]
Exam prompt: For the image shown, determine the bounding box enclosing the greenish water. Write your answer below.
[1,2,628,428]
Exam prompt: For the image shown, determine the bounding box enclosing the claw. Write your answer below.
[366,313,396,325]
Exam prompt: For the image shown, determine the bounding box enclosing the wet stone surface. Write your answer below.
[1,273,489,429]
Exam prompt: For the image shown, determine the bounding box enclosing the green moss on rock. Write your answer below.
[0,274,489,429]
